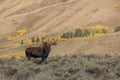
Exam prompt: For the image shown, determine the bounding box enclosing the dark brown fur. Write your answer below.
[25,42,51,63]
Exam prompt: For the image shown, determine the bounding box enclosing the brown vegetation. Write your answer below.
[0,54,120,80]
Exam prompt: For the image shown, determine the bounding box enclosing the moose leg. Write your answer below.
[25,50,31,61]
[42,57,45,63]
[26,53,31,61]
[41,57,47,64]
[42,57,47,64]
[28,56,31,61]
[44,57,47,64]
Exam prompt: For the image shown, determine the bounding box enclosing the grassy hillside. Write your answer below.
[0,0,120,56]
[0,0,120,43]
[0,32,120,58]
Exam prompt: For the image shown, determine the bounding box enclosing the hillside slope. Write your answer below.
[0,0,120,42]
[51,32,120,56]
[0,32,120,56]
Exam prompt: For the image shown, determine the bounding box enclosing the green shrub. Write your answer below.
[4,67,18,77]
[31,36,35,43]
[83,29,90,36]
[61,32,73,39]
[61,33,68,38]
[85,65,107,77]
[61,28,92,38]
[101,28,107,34]
[36,36,40,43]
[0,59,5,64]
[69,32,74,38]
[115,4,120,9]
[115,26,120,32]
[20,40,24,45]
[93,9,99,12]
[74,28,83,37]
[62,0,68,2]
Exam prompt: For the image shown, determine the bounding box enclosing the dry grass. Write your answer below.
[0,54,120,80]
[0,52,25,59]
[0,0,119,43]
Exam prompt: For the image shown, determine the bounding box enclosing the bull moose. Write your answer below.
[25,42,51,63]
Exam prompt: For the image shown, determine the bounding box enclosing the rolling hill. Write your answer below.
[0,0,120,56]
[0,0,120,40]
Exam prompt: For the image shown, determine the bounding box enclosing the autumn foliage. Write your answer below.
[7,29,27,41]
